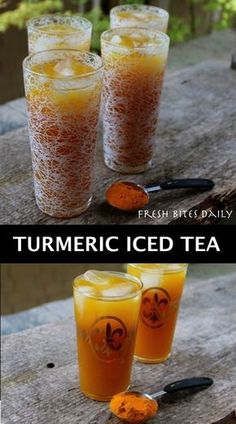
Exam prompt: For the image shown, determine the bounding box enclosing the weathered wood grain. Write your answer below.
[2,272,236,424]
[0,98,27,135]
[213,411,236,424]
[0,60,236,224]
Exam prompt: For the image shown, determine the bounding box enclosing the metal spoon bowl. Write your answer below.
[106,178,214,212]
[110,377,213,423]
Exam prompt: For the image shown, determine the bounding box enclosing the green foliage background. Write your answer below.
[0,0,235,48]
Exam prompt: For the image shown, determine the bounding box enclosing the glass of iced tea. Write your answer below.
[127,264,188,363]
[101,28,169,173]
[27,15,92,53]
[110,4,169,33]
[23,50,103,218]
[73,270,142,401]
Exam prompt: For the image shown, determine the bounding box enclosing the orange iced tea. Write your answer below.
[27,15,92,53]
[73,270,142,401]
[110,4,169,33]
[23,50,103,217]
[127,264,188,363]
[101,28,169,173]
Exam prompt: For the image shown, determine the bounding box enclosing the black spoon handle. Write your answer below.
[145,178,214,192]
[163,377,213,394]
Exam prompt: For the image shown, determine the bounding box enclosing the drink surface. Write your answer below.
[127,264,187,362]
[36,23,83,34]
[28,16,92,53]
[74,270,141,298]
[101,29,169,173]
[108,33,166,50]
[110,5,169,32]
[31,57,95,78]
[73,271,142,400]
[23,51,102,218]
[104,31,168,65]
[129,263,186,272]
[117,10,163,21]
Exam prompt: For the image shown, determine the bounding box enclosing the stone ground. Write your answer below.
[2,264,236,335]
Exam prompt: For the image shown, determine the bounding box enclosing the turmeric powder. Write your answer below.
[110,392,158,423]
[105,181,149,212]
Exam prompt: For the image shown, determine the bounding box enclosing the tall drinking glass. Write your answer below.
[27,15,92,53]
[127,264,188,363]
[101,28,169,173]
[23,50,103,217]
[73,270,142,401]
[110,4,169,33]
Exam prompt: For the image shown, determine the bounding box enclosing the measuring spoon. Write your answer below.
[106,178,214,212]
[110,377,213,423]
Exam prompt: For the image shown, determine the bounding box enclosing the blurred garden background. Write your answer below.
[0,0,236,104]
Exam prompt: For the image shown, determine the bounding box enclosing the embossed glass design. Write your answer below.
[73,270,142,400]
[23,50,103,218]
[101,28,169,173]
[27,15,92,53]
[127,264,188,363]
[110,4,169,33]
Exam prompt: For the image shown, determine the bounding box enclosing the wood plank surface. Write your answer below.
[2,271,236,424]
[0,60,236,224]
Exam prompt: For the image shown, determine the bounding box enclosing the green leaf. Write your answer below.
[0,0,63,32]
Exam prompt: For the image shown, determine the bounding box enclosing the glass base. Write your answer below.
[134,352,171,364]
[36,196,92,218]
[104,157,152,174]
[81,384,130,402]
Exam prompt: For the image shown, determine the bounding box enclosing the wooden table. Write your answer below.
[0,60,236,225]
[2,270,236,424]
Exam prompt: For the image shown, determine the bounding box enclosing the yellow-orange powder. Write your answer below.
[110,392,158,423]
[106,181,149,212]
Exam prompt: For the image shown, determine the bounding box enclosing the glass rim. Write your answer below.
[110,4,169,19]
[101,27,169,51]
[22,49,103,81]
[27,14,92,34]
[128,263,188,274]
[73,270,143,301]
